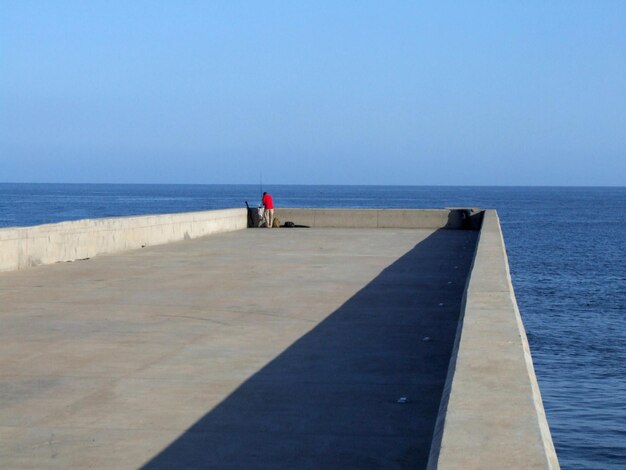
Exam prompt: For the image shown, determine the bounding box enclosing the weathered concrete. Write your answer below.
[0,208,480,274]
[274,208,479,229]
[0,227,476,468]
[0,207,558,468]
[0,208,247,273]
[427,210,559,469]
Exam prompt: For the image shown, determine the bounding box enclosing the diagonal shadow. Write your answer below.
[143,229,477,469]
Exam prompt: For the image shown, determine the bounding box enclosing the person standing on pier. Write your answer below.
[262,192,274,228]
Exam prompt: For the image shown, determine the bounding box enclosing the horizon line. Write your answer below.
[1,181,625,189]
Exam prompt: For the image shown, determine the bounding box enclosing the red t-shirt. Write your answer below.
[262,194,274,209]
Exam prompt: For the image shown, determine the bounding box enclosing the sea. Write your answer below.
[1,183,625,470]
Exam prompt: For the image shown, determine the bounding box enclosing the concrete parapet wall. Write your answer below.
[0,208,247,272]
[0,208,477,272]
[274,208,479,229]
[427,210,559,469]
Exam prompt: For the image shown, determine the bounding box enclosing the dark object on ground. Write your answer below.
[245,201,264,227]
[460,208,482,230]
[245,202,253,228]
[282,221,309,228]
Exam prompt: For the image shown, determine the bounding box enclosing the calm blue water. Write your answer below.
[1,183,625,469]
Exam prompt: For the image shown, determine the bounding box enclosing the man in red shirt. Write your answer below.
[262,192,274,228]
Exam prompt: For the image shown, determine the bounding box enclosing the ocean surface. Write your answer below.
[1,183,625,469]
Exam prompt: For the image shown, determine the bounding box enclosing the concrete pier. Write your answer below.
[0,209,559,469]
[0,227,474,468]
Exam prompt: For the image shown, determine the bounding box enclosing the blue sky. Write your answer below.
[1,1,625,185]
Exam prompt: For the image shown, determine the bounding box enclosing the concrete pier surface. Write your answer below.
[0,227,476,468]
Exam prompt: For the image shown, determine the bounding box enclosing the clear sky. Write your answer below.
[1,1,625,185]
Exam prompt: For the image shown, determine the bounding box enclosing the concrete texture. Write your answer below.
[0,208,479,274]
[274,208,477,229]
[427,210,559,469]
[0,227,476,469]
[0,208,247,273]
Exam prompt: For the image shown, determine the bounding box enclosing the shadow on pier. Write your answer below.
[143,229,477,469]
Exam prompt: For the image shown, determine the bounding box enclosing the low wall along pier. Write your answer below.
[428,211,559,469]
[0,208,481,272]
[274,208,483,229]
[0,208,558,468]
[0,208,247,272]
